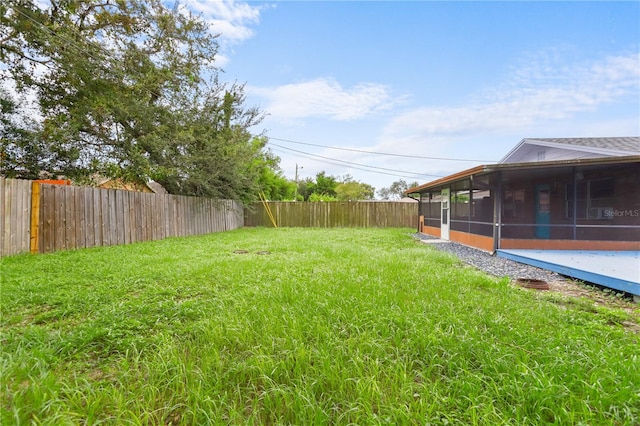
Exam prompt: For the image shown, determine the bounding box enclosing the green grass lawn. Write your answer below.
[1,227,639,425]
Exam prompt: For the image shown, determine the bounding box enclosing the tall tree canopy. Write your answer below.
[1,0,271,202]
[296,171,338,201]
[377,179,420,200]
[295,172,374,202]
[335,174,374,201]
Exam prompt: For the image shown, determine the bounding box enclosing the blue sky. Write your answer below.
[208,0,639,193]
[72,1,640,192]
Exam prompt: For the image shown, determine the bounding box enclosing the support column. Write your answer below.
[493,172,502,253]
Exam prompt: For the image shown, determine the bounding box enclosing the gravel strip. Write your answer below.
[412,233,565,283]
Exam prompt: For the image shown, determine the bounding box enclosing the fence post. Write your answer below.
[30,181,40,254]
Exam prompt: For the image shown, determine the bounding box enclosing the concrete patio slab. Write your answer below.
[497,249,640,297]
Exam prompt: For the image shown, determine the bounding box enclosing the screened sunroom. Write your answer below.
[408,156,640,252]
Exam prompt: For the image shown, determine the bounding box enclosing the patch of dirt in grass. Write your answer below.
[3,305,62,329]
[547,279,635,309]
[87,368,107,382]
[233,249,271,255]
[621,321,640,333]
[524,278,640,332]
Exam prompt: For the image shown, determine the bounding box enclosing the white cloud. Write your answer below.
[252,78,402,122]
[183,0,266,45]
[212,53,230,69]
[381,52,640,141]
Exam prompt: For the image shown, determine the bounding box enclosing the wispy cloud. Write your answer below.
[252,78,403,122]
[382,52,640,141]
[183,0,267,45]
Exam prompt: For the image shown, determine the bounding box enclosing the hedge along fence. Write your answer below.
[245,201,419,228]
[0,177,244,256]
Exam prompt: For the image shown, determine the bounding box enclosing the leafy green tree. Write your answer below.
[296,177,315,201]
[0,87,49,178]
[1,0,268,202]
[254,143,296,200]
[377,179,420,200]
[294,172,338,201]
[311,171,338,198]
[335,175,375,201]
[147,86,265,201]
[258,168,295,201]
[294,172,375,201]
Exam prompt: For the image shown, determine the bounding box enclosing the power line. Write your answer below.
[268,136,496,162]
[7,4,481,183]
[10,6,109,60]
[269,146,431,181]
[268,142,444,179]
[269,142,440,177]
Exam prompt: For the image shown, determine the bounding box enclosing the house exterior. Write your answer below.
[500,137,638,163]
[407,155,639,253]
[407,155,640,296]
[407,137,640,297]
[93,176,167,194]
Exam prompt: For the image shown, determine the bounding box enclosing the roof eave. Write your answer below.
[405,165,488,194]
[405,155,640,195]
[498,138,527,163]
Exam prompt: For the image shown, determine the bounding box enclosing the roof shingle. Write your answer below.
[525,137,639,153]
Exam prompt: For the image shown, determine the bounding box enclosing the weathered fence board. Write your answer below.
[1,178,244,256]
[245,201,418,228]
[0,177,32,256]
[28,185,244,254]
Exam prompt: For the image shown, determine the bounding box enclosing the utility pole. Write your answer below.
[294,163,303,200]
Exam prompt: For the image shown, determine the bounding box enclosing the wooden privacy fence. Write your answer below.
[245,201,418,228]
[1,177,32,257]
[1,177,244,256]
